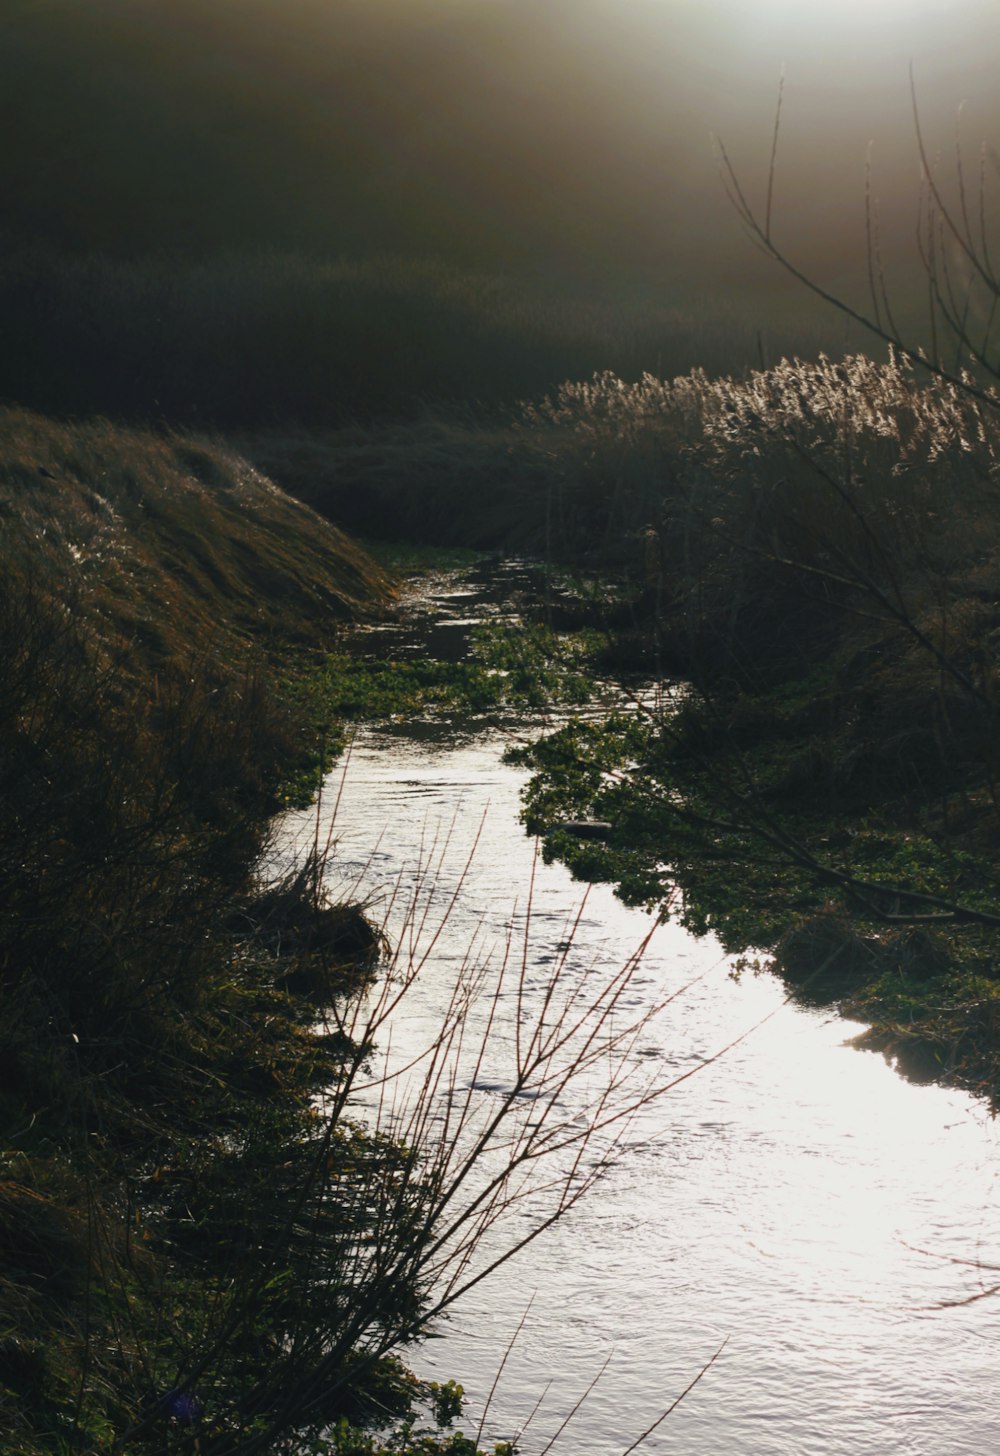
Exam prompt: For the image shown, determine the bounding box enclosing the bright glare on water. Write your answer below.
[278,716,1000,1456]
[278,547,1000,1456]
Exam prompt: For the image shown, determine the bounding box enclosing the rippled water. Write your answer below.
[277,565,1000,1456]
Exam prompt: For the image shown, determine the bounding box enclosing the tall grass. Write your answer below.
[0,407,391,1132]
[1,404,726,1451]
[515,352,1000,658]
[0,409,399,1449]
[0,405,391,664]
[251,349,1000,608]
[501,349,1000,1092]
[0,247,853,429]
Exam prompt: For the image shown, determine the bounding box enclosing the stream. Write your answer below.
[277,561,1000,1456]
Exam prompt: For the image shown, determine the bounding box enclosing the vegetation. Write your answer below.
[503,350,1000,1098]
[0,412,677,1453]
[0,415,493,1452]
[306,624,605,728]
[5,7,1000,1440]
[0,412,381,1446]
[0,246,844,432]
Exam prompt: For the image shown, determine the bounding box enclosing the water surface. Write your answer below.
[278,565,1000,1455]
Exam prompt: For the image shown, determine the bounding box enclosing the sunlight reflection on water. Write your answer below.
[277,720,1000,1456]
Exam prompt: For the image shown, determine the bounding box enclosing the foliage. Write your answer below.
[486,349,1000,1094]
[0,421,680,1450]
[0,509,404,1450]
[324,1381,519,1456]
[0,416,416,1452]
[281,620,610,793]
[513,668,1000,1093]
[470,621,609,706]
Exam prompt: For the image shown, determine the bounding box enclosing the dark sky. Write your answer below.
[5,0,1000,323]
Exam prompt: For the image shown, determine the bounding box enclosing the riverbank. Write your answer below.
[428,359,1000,1103]
[4,341,1000,1446]
[0,413,517,1453]
[295,535,1000,1108]
[239,355,1000,1105]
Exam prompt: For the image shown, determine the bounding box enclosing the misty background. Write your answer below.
[4,0,1000,410]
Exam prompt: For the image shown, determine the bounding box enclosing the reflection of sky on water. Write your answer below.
[278,719,1000,1456]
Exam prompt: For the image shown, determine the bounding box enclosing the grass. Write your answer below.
[0,410,416,1451]
[0,246,855,432]
[246,346,1000,570]
[488,351,1000,1100]
[1,406,392,661]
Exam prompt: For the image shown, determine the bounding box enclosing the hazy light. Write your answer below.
[754,0,947,20]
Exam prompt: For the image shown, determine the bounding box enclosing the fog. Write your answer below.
[5,0,1000,328]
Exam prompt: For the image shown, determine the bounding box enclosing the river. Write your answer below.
[277,561,1000,1456]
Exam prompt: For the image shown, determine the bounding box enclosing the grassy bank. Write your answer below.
[1,405,391,648]
[479,353,1000,1101]
[0,411,454,1452]
[5,409,649,1454]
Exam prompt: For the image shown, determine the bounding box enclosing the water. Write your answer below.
[277,564,1000,1456]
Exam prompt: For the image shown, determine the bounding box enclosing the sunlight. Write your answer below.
[719,0,954,44]
[749,0,947,31]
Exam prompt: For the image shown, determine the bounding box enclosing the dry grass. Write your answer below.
[520,349,1000,562]
[250,352,1000,667]
[0,406,404,1447]
[1,407,393,672]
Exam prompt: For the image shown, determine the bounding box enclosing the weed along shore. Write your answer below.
[0,416,494,1454]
